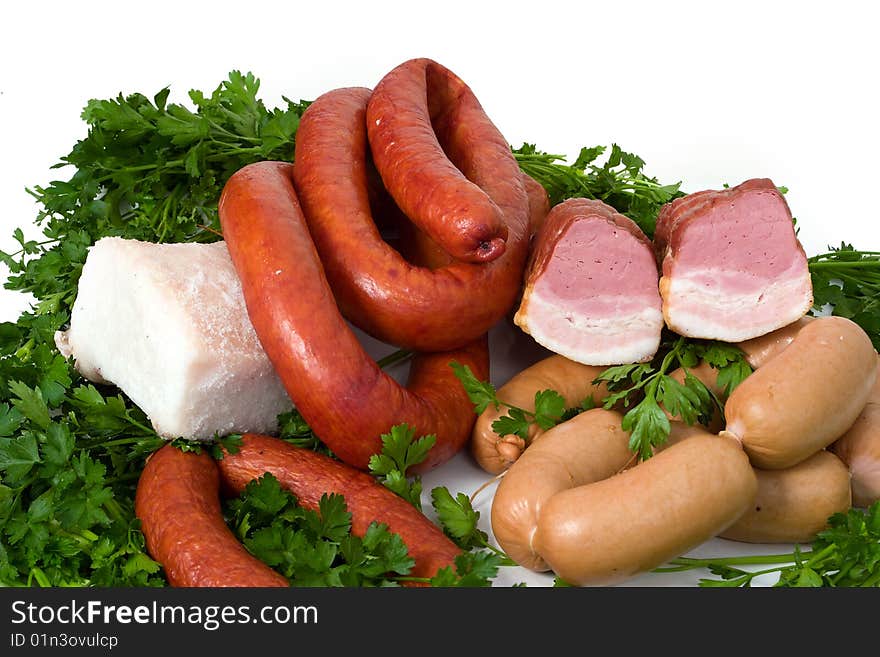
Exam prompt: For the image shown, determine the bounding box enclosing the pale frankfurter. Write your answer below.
[735,316,814,368]
[723,316,877,469]
[721,450,852,543]
[471,355,613,474]
[490,408,634,570]
[532,432,756,585]
[832,357,880,507]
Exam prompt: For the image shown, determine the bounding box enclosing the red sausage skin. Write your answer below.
[367,58,527,263]
[135,444,288,587]
[218,161,488,472]
[217,434,461,581]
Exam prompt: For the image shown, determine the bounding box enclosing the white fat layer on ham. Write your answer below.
[659,184,812,341]
[519,292,662,365]
[662,263,813,342]
[516,216,663,365]
[55,237,292,440]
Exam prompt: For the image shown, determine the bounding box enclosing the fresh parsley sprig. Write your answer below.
[655,502,880,587]
[366,423,513,585]
[513,142,683,238]
[449,361,579,441]
[0,72,309,587]
[595,334,752,460]
[808,243,880,350]
[226,473,414,587]
[368,424,436,510]
[0,72,308,315]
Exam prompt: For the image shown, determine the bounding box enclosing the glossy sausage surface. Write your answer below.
[736,316,814,368]
[367,58,524,263]
[135,444,288,587]
[293,87,530,351]
[490,409,634,570]
[724,316,877,469]
[832,357,880,507]
[533,433,756,586]
[720,450,852,543]
[219,161,488,472]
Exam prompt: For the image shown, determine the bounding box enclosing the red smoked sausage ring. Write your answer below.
[218,161,489,472]
[292,86,531,351]
[366,58,527,264]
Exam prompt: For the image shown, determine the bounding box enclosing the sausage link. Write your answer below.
[135,444,288,587]
[723,316,877,469]
[217,434,460,580]
[292,87,530,351]
[522,173,550,236]
[720,450,852,543]
[367,58,525,263]
[390,172,548,271]
[490,409,634,570]
[533,433,756,586]
[471,355,613,474]
[735,316,814,368]
[218,161,488,472]
[832,356,880,507]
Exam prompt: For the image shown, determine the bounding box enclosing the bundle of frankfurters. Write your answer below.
[61,58,877,586]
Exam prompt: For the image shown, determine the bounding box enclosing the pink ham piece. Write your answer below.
[514,198,663,366]
[654,178,813,342]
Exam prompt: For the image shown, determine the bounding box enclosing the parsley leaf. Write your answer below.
[594,335,751,460]
[490,408,531,440]
[449,361,498,414]
[429,551,504,587]
[658,502,880,587]
[808,245,880,350]
[513,142,684,238]
[533,389,566,430]
[226,474,415,587]
[367,424,436,509]
[452,363,572,440]
[430,487,489,550]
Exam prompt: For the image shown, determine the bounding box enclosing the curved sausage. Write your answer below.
[390,172,548,271]
[720,450,852,543]
[490,409,634,571]
[292,87,530,351]
[735,316,814,368]
[723,316,877,469]
[532,432,756,586]
[218,161,488,472]
[217,434,460,580]
[366,58,525,263]
[832,356,880,507]
[135,444,288,587]
[522,173,550,236]
[471,355,613,474]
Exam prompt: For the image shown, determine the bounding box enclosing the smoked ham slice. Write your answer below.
[514,198,663,366]
[654,179,812,342]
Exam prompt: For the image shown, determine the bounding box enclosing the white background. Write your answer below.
[0,1,877,586]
